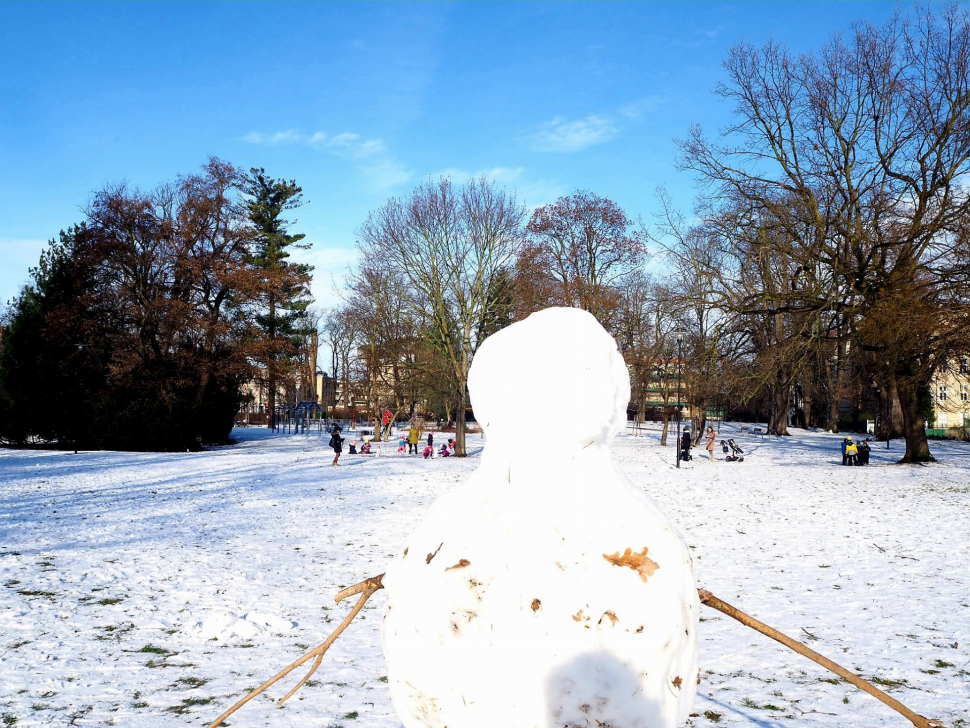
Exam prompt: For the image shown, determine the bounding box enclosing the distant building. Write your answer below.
[931,357,970,433]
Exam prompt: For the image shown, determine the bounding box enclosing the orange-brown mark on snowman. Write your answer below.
[600,611,618,626]
[603,547,659,582]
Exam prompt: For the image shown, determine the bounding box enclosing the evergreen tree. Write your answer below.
[241,169,313,424]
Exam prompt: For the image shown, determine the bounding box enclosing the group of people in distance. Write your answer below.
[328,423,456,466]
[841,435,871,466]
[674,425,875,467]
[400,424,456,458]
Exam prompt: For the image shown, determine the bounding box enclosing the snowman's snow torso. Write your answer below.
[381,308,699,728]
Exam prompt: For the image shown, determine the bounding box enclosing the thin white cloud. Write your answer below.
[697,25,724,40]
[529,115,618,153]
[362,159,411,192]
[429,167,563,211]
[517,179,567,211]
[433,167,525,184]
[241,129,386,158]
[241,129,410,192]
[241,129,305,145]
[325,133,385,159]
[619,95,666,119]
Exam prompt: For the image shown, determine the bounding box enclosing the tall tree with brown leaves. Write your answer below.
[522,190,647,330]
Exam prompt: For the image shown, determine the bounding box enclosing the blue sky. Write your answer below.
[0,1,911,309]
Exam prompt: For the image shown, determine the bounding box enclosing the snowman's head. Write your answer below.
[469,307,630,452]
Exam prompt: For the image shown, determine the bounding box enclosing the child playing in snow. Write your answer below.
[397,436,407,453]
[360,441,372,455]
[348,440,357,455]
[422,444,434,459]
[329,427,344,466]
[439,443,451,457]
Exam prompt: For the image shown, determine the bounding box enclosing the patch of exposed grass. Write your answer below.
[39,691,56,699]
[173,676,209,689]
[132,702,148,709]
[8,640,31,649]
[740,697,783,711]
[704,710,722,722]
[95,597,125,606]
[871,676,907,688]
[164,696,215,714]
[137,644,170,655]
[934,659,955,668]
[16,589,57,599]
[2,715,17,726]
[343,711,359,720]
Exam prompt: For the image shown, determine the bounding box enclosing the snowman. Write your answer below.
[381,307,699,728]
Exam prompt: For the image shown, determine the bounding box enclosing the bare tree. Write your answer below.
[357,176,525,456]
[322,307,360,413]
[679,5,970,461]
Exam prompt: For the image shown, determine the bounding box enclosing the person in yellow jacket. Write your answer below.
[407,424,420,455]
[844,436,858,466]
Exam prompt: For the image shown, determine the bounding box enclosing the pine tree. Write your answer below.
[242,169,313,425]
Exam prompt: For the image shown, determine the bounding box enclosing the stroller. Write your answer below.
[721,439,744,462]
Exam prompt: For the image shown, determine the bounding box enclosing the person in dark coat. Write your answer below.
[329,426,344,467]
[427,431,434,449]
[680,429,692,461]
[841,437,849,466]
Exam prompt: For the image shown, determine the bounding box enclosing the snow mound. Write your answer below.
[198,611,294,643]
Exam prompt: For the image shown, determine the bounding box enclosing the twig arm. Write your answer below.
[698,589,946,728]
[206,574,385,728]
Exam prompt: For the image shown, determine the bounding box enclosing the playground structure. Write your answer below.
[271,401,328,435]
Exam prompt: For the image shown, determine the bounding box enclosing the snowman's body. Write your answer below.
[382,308,699,728]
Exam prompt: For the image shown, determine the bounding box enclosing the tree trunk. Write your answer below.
[660,412,670,446]
[770,382,790,435]
[692,402,707,445]
[268,370,276,430]
[267,297,277,429]
[802,386,813,429]
[895,377,934,463]
[455,385,467,457]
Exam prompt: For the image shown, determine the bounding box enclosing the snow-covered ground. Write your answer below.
[1,424,967,727]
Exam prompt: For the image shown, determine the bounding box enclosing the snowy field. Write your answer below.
[1,424,968,728]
